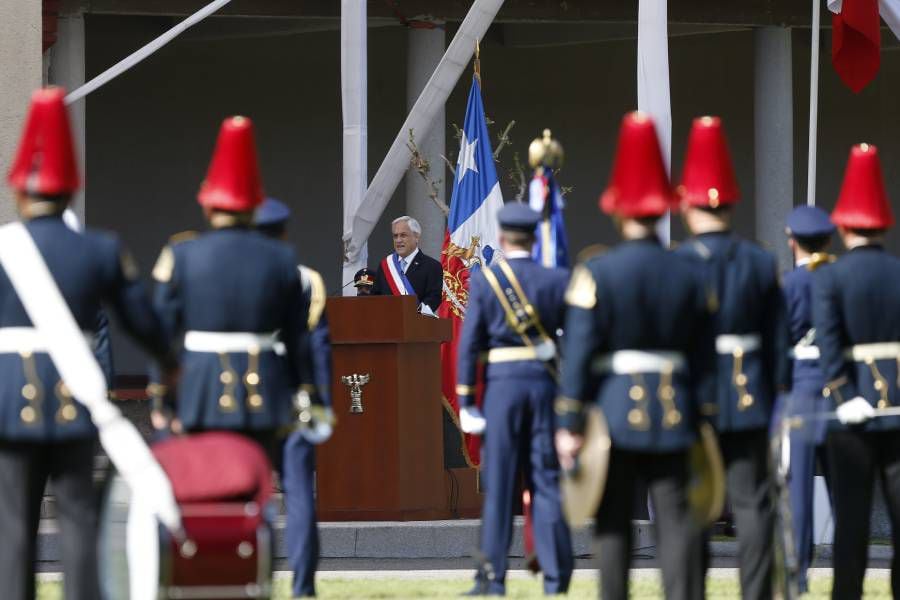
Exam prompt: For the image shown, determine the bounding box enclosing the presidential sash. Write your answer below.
[381,253,417,298]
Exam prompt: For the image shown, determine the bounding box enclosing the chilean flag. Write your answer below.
[829,0,900,92]
[529,168,569,268]
[438,78,504,467]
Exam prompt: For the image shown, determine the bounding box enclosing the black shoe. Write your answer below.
[462,566,503,596]
[461,584,502,597]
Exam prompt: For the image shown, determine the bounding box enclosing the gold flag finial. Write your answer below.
[529,128,565,169]
[474,39,482,84]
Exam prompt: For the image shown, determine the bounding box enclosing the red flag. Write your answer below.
[832,0,881,93]
[439,231,482,468]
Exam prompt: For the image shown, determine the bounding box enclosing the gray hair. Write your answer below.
[392,215,422,236]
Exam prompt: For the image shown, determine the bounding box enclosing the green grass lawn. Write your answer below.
[35,575,894,598]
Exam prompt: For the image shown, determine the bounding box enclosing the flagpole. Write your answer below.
[474,40,482,84]
[807,0,821,206]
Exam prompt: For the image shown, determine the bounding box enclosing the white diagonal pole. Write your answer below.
[65,0,232,105]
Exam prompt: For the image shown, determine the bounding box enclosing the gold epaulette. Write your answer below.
[299,265,327,330]
[152,232,196,283]
[565,263,597,309]
[169,230,198,245]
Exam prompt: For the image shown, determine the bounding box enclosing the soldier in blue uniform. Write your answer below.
[555,112,711,600]
[0,88,176,600]
[812,143,900,599]
[255,197,333,598]
[775,205,835,593]
[674,116,789,599]
[150,116,310,468]
[456,202,573,596]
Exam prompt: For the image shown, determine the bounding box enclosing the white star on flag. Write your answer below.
[457,131,479,183]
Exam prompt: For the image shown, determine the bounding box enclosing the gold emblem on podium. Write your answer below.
[341,374,371,414]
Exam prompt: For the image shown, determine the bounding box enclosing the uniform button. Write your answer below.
[878,400,888,409]
[735,374,748,387]
[60,404,77,421]
[739,394,754,409]
[219,395,235,410]
[665,410,682,428]
[248,394,263,409]
[628,409,646,427]
[659,385,675,401]
[629,386,645,401]
[20,406,37,424]
[220,371,234,384]
[875,380,885,391]
[245,373,260,386]
[21,384,37,400]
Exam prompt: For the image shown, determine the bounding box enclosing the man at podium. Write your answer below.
[372,216,442,312]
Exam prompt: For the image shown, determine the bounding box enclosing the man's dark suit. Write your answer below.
[373,250,443,312]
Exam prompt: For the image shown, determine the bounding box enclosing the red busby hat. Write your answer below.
[7,87,79,196]
[600,112,675,218]
[198,116,264,211]
[831,143,894,230]
[677,116,740,209]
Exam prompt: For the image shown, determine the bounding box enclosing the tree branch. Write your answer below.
[407,129,450,217]
[508,151,528,203]
[493,120,516,161]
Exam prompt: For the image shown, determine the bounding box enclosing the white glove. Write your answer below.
[460,406,486,435]
[300,408,335,444]
[836,397,875,425]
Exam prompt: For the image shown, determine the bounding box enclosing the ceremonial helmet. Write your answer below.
[677,116,740,209]
[831,143,894,230]
[600,112,675,218]
[7,87,79,196]
[198,116,264,212]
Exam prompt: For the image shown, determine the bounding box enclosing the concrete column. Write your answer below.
[50,11,87,222]
[0,0,43,223]
[754,27,794,271]
[341,0,368,294]
[405,24,446,259]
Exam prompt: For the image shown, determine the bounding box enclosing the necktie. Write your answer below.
[400,257,407,273]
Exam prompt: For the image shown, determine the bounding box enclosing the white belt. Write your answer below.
[183,331,282,354]
[486,340,556,363]
[846,342,900,362]
[716,334,762,355]
[0,327,92,354]
[791,344,820,361]
[593,350,686,375]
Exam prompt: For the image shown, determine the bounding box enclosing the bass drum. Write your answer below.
[98,431,277,600]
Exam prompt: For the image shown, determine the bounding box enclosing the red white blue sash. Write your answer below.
[382,253,416,298]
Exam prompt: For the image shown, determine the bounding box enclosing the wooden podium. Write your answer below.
[316,295,453,521]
